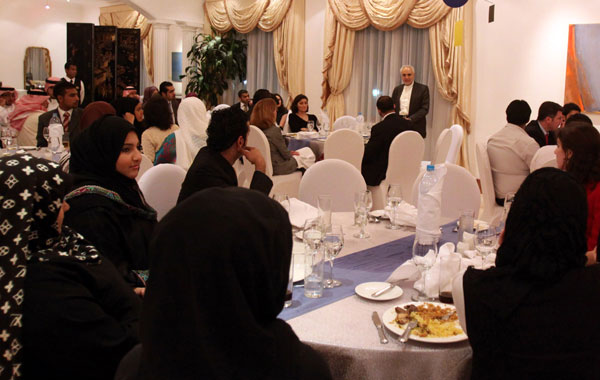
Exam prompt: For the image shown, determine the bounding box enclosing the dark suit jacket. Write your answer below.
[231,102,251,115]
[525,120,556,147]
[361,113,412,186]
[170,99,180,125]
[177,146,273,203]
[391,82,429,138]
[36,107,83,147]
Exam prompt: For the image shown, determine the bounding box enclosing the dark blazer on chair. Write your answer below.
[391,82,430,138]
[170,98,181,125]
[36,107,83,147]
[525,120,556,147]
[361,113,412,186]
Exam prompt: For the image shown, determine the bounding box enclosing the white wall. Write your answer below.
[472,0,600,148]
[127,0,204,25]
[0,0,100,89]
[305,0,326,107]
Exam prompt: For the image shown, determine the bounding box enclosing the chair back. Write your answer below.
[136,154,153,181]
[324,129,364,171]
[283,110,292,134]
[410,163,480,219]
[332,115,359,131]
[246,125,273,177]
[385,131,424,203]
[476,142,502,222]
[446,124,464,163]
[212,104,230,111]
[138,163,187,221]
[530,145,557,172]
[433,128,452,165]
[298,159,366,212]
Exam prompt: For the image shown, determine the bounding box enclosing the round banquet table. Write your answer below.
[286,213,472,380]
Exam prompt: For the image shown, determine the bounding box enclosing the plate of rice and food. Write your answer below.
[382,302,467,343]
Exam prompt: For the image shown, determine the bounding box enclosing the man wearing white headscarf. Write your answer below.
[0,86,18,127]
[45,77,61,111]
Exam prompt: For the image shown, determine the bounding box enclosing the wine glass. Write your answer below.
[323,225,344,288]
[386,184,403,230]
[353,190,371,238]
[303,218,323,250]
[307,120,315,132]
[0,127,10,152]
[411,233,438,301]
[42,126,50,146]
[475,227,499,269]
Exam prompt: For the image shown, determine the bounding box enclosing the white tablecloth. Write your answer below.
[288,213,472,380]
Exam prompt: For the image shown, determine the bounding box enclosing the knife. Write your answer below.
[371,283,394,297]
[371,311,388,344]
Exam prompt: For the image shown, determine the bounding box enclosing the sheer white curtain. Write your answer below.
[223,29,287,105]
[344,25,452,160]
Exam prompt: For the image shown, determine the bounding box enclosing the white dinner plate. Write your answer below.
[355,282,403,301]
[381,302,467,343]
[19,146,37,150]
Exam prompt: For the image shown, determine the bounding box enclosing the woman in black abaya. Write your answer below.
[65,116,157,288]
[138,187,332,380]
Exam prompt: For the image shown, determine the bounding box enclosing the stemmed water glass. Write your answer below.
[353,190,372,238]
[411,234,438,301]
[303,218,325,298]
[386,184,403,230]
[42,126,50,147]
[475,227,499,269]
[0,127,10,153]
[323,225,344,288]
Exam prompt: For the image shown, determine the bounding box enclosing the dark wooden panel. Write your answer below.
[116,28,141,97]
[66,23,94,107]
[93,26,117,103]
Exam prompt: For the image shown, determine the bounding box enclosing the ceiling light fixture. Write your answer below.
[45,0,50,9]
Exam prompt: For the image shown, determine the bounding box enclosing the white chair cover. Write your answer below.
[282,110,292,134]
[382,131,424,205]
[432,128,452,165]
[136,154,153,181]
[476,142,503,222]
[410,163,480,219]
[332,115,359,131]
[247,125,302,197]
[17,111,43,146]
[446,124,464,164]
[138,163,187,221]
[530,145,558,172]
[212,104,230,111]
[298,158,367,212]
[324,129,365,171]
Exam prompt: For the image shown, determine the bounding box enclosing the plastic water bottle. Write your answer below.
[356,112,365,133]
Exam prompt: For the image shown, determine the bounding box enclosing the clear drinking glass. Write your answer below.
[353,190,371,238]
[386,184,403,230]
[285,254,294,308]
[272,193,290,213]
[317,194,332,229]
[323,225,344,288]
[307,120,315,132]
[475,227,499,269]
[457,209,475,243]
[0,127,10,153]
[42,126,50,146]
[412,233,438,301]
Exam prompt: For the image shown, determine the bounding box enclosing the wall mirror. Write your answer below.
[24,47,52,89]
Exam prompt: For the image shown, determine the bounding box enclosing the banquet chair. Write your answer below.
[247,125,302,197]
[212,104,230,111]
[369,131,425,210]
[323,129,364,171]
[445,124,464,164]
[432,128,452,165]
[16,111,43,146]
[138,163,187,221]
[410,163,481,219]
[282,110,292,134]
[298,158,366,212]
[136,154,153,181]
[476,142,503,222]
[530,145,558,172]
[332,115,359,131]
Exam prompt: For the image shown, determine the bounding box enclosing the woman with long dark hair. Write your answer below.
[287,94,319,133]
[141,94,179,163]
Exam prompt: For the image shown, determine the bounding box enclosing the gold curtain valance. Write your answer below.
[205,0,293,33]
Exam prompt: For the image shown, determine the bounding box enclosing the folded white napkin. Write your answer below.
[386,242,496,298]
[288,197,319,228]
[293,147,316,169]
[385,200,417,227]
[297,131,319,139]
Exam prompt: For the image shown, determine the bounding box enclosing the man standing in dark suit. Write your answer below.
[391,65,430,138]
[36,81,83,147]
[160,81,180,125]
[231,89,251,115]
[525,101,562,147]
[361,96,412,187]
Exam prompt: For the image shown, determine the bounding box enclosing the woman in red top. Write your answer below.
[556,121,600,258]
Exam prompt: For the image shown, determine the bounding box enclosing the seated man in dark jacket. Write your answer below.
[177,107,272,203]
[361,96,412,186]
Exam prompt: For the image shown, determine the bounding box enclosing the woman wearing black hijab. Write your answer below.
[65,116,157,289]
[0,155,141,380]
[455,168,600,379]
[138,187,332,380]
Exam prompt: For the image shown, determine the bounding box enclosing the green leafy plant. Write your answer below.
[181,29,247,108]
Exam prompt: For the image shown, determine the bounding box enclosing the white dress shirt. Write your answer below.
[487,123,539,199]
[399,82,413,116]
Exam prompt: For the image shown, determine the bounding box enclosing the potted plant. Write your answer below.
[181,29,247,108]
